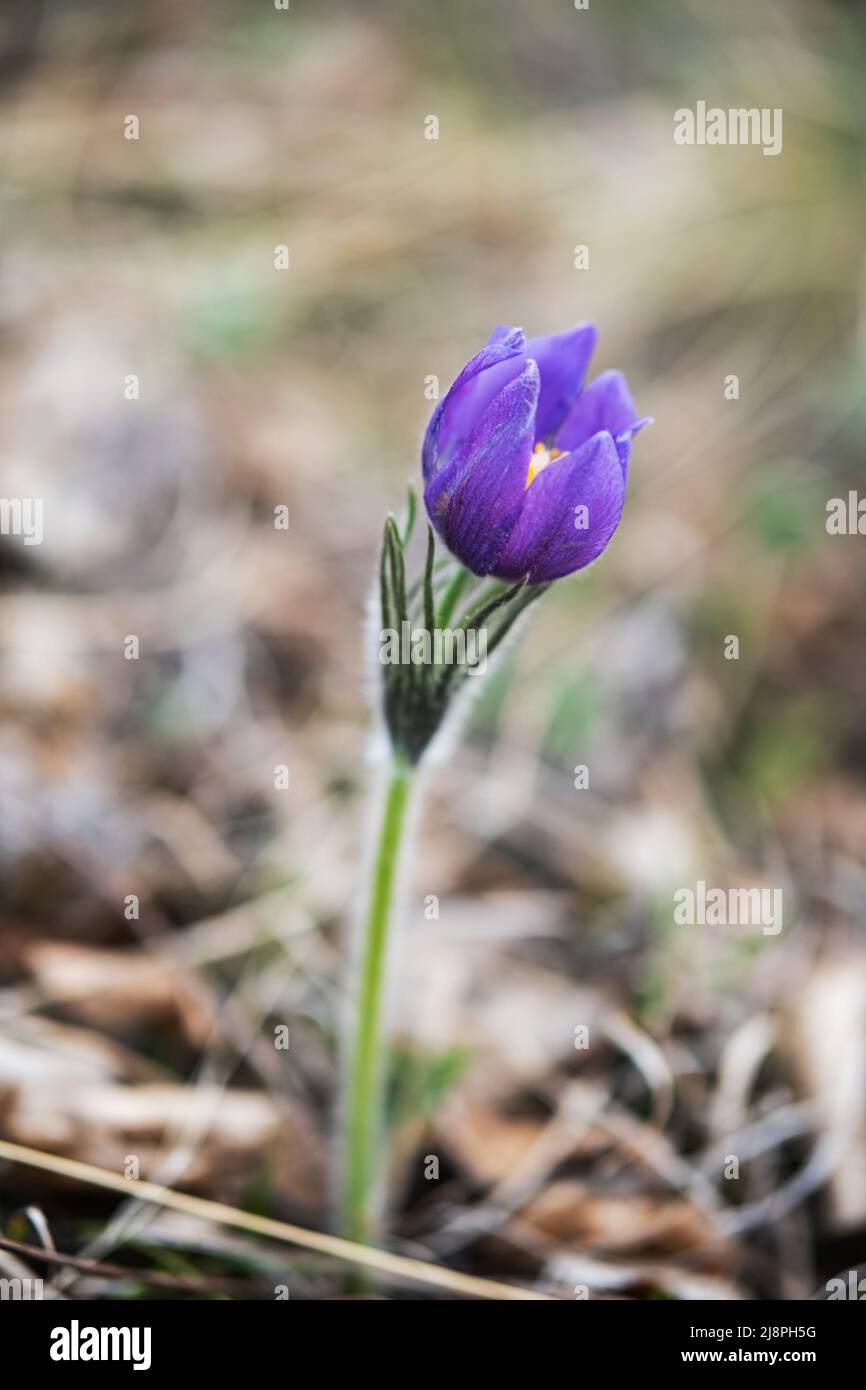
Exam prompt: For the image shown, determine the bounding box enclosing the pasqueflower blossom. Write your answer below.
[342,319,651,1265]
[423,323,648,582]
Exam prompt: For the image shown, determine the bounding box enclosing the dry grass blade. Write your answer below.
[0,1140,554,1301]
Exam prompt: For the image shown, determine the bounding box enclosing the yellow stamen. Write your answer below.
[526,443,563,488]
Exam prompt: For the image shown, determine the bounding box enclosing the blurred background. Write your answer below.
[0,0,864,1300]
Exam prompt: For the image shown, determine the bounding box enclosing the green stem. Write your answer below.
[437,565,472,629]
[342,756,415,1246]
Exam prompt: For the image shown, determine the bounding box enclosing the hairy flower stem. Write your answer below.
[342,755,415,1248]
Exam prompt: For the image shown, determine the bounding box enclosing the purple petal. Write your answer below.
[555,369,648,479]
[424,362,540,576]
[525,322,598,442]
[613,415,652,478]
[493,430,626,583]
[422,326,525,481]
[486,324,520,345]
[556,370,636,449]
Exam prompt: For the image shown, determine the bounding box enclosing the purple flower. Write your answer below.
[423,324,649,582]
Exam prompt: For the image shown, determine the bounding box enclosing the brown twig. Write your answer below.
[0,1234,255,1297]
